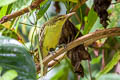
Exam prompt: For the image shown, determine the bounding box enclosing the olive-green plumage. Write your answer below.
[39,12,75,58]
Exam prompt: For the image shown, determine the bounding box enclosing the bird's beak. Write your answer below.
[66,12,76,18]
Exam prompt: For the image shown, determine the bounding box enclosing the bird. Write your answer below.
[39,12,91,77]
[39,12,75,59]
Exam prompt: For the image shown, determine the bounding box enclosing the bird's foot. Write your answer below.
[48,48,56,55]
[48,48,60,64]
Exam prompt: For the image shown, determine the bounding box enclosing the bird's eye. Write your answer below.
[58,17,65,21]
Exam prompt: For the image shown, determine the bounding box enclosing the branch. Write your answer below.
[0,0,44,24]
[43,27,120,66]
[0,0,87,24]
[48,53,66,67]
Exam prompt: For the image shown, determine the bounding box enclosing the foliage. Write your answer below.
[0,36,36,80]
[0,0,120,80]
[96,51,120,78]
[83,8,97,34]
[0,0,16,7]
[0,67,18,80]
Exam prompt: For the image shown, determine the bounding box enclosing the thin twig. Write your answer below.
[0,0,87,24]
[0,0,44,24]
[48,53,66,67]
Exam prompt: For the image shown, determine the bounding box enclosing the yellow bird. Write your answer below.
[39,12,75,58]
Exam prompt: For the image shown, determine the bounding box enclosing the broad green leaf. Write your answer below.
[0,0,16,7]
[83,8,98,35]
[0,70,18,80]
[96,51,120,79]
[0,36,37,80]
[0,5,8,19]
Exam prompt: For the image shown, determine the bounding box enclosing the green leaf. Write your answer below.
[51,68,68,80]
[96,51,120,79]
[0,0,16,7]
[108,3,120,28]
[0,5,8,19]
[98,73,120,80]
[0,24,18,40]
[12,0,32,10]
[91,55,102,64]
[37,0,52,19]
[89,18,103,33]
[0,70,18,80]
[83,8,98,35]
[0,36,37,80]
[86,0,93,8]
[49,59,77,80]
[0,67,2,75]
[75,24,82,30]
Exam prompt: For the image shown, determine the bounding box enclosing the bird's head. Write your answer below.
[46,12,75,26]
